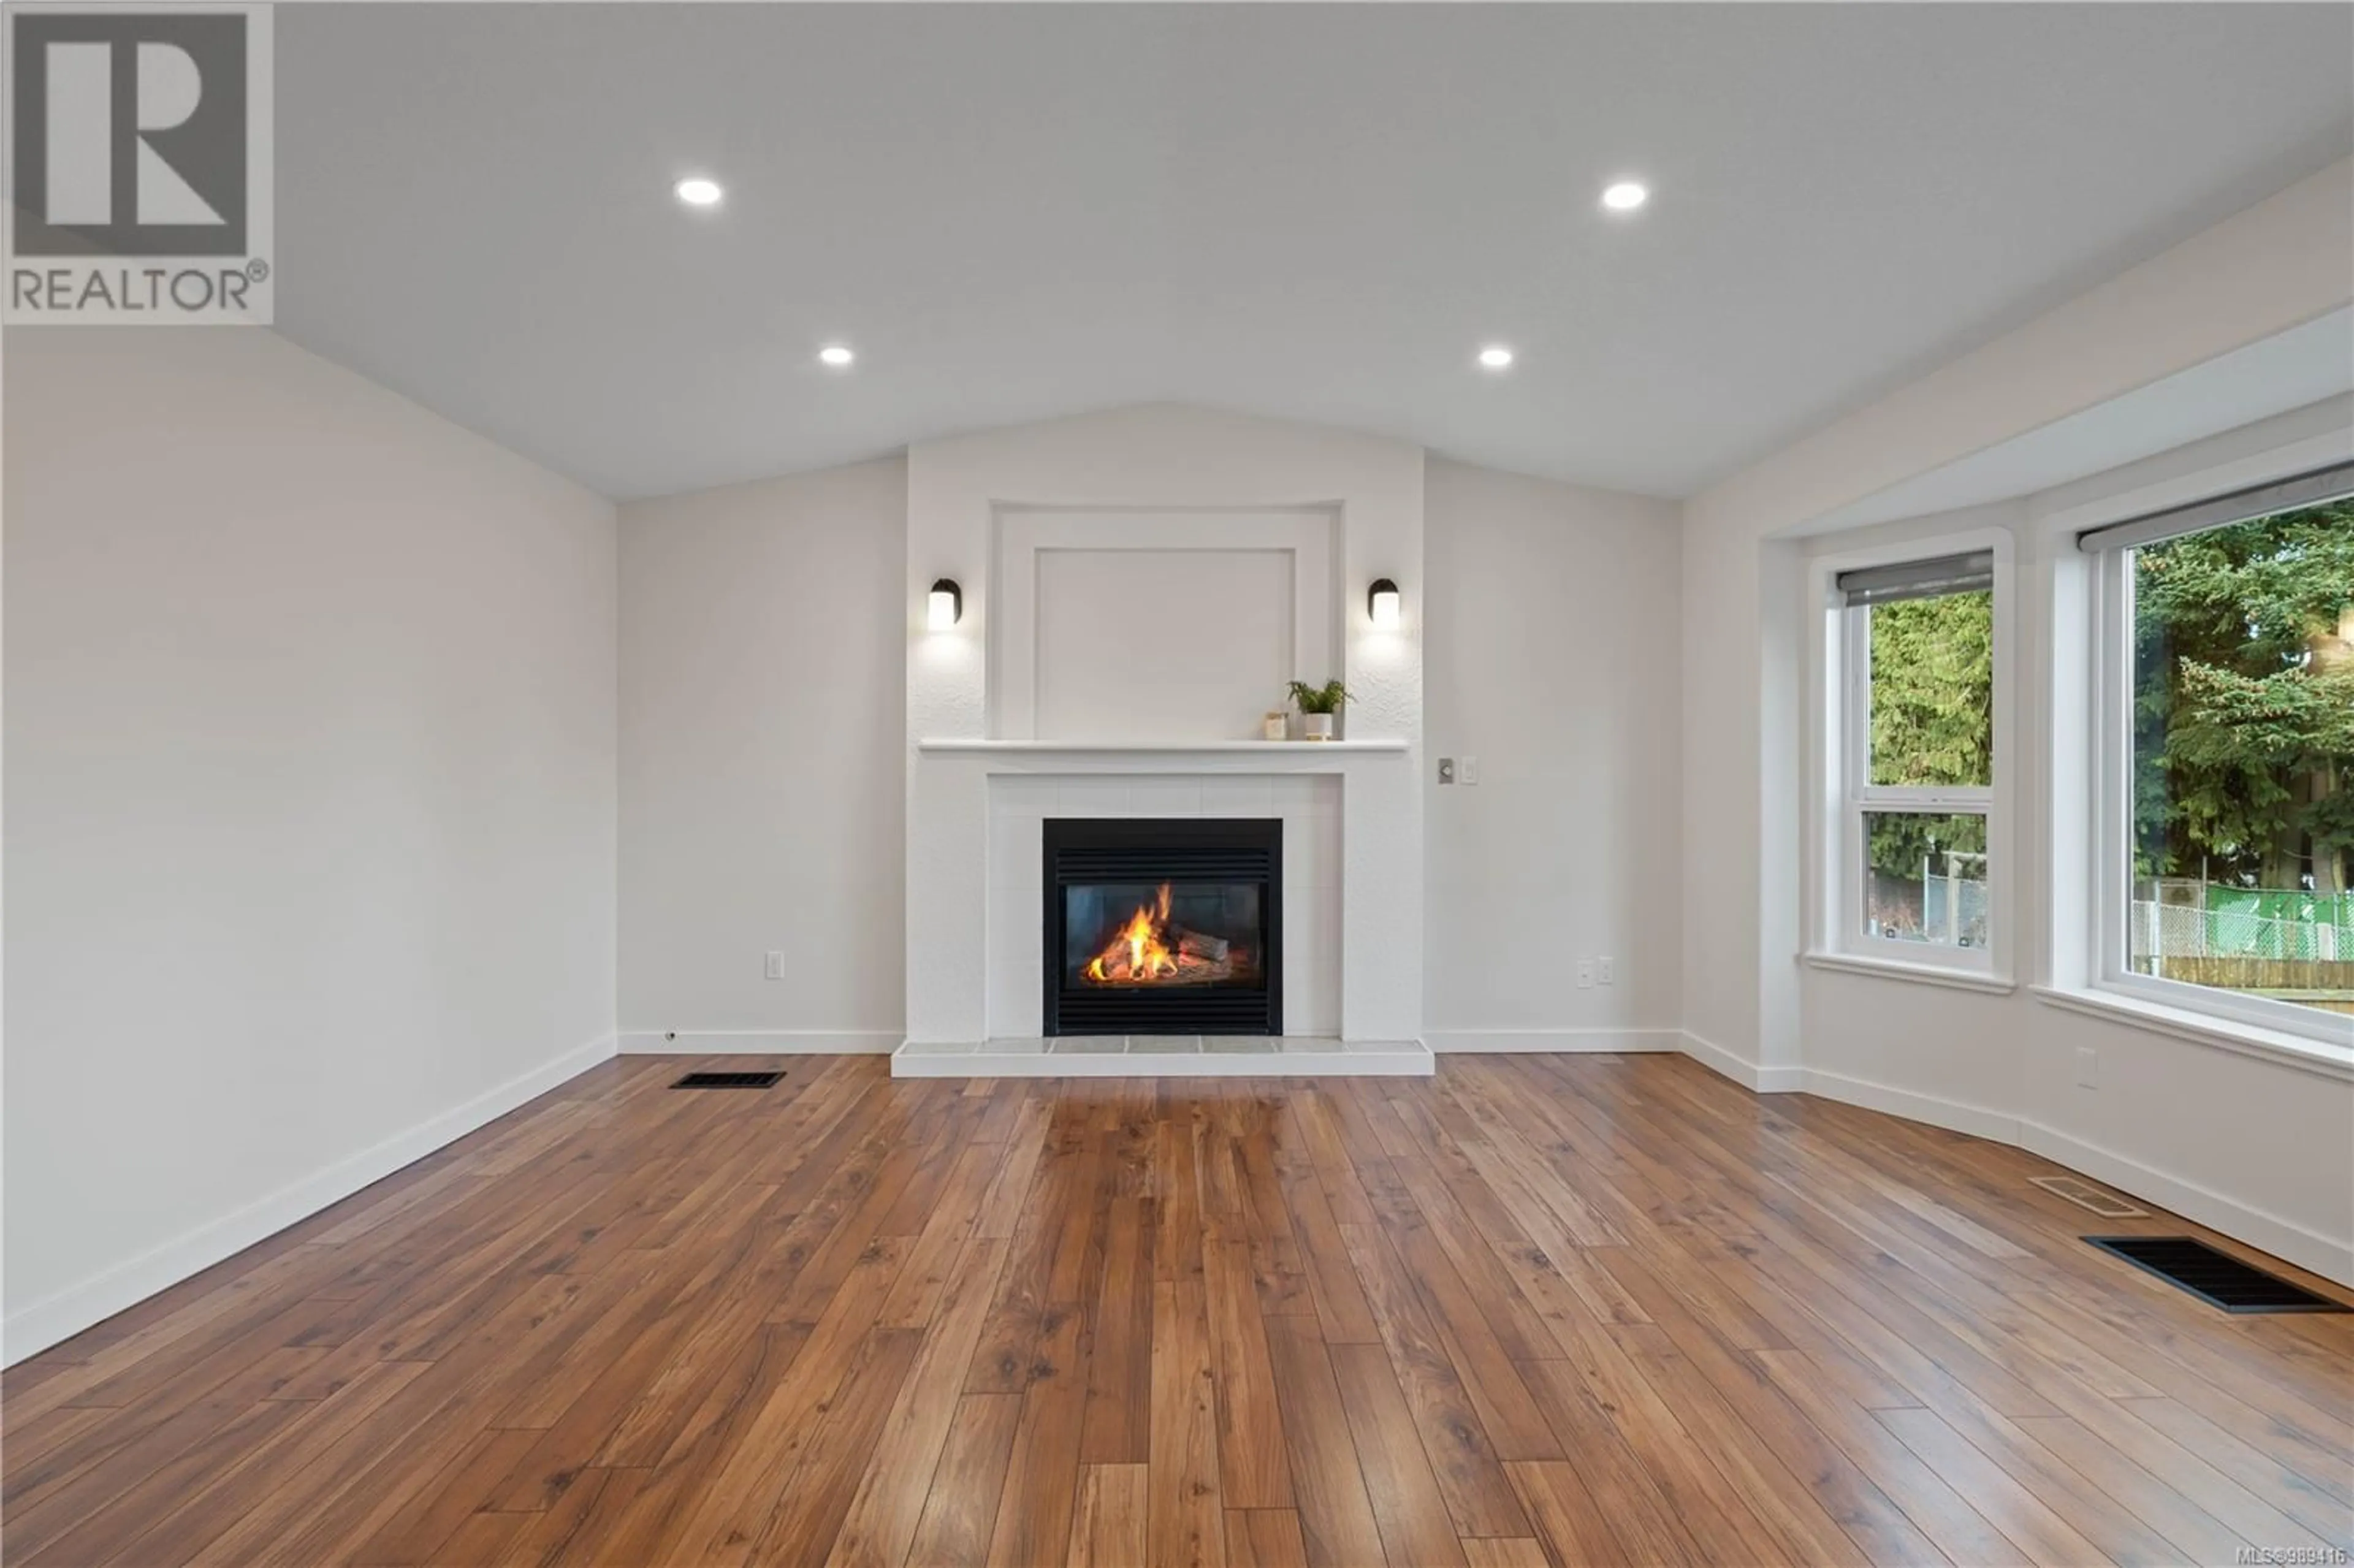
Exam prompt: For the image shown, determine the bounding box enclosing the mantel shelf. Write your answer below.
[917,738,1409,755]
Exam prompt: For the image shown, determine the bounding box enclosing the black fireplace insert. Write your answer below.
[1042,818,1281,1036]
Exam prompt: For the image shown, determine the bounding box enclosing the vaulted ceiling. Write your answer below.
[272,4,2354,501]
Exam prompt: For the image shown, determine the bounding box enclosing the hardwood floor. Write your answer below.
[5,1052,2348,1567]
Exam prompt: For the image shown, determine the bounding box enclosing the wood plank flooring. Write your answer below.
[5,1053,2349,1566]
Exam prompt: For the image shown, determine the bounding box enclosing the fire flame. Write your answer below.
[1079,883,1254,986]
[1085,883,1178,983]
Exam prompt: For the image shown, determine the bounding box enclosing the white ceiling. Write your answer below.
[272,4,2354,502]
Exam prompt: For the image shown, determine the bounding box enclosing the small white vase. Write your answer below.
[1303,712,1335,742]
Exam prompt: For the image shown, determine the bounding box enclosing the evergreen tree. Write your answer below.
[1859,506,2352,895]
[2132,502,2354,893]
[1864,589,1991,878]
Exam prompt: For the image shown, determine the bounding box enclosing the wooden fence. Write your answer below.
[2145,957,2354,1016]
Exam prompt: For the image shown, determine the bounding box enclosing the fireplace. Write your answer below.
[1042,818,1282,1036]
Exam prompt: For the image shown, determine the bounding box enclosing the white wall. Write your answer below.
[617,428,1691,1058]
[613,428,1691,1056]
[616,459,906,1049]
[1678,160,2354,1282]
[1422,458,1682,1049]
[4,327,619,1357]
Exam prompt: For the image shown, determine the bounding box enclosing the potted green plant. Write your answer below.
[1286,679,1349,741]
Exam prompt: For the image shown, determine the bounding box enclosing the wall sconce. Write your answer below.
[1367,577,1401,631]
[928,578,963,630]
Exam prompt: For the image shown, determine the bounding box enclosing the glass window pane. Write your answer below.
[1863,812,1989,948]
[2127,502,2354,1018]
[1865,589,1993,788]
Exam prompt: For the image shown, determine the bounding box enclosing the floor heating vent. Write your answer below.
[671,1070,785,1090]
[2084,1236,2350,1315]
[2029,1174,2147,1218]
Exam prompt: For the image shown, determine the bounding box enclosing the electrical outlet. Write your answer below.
[1598,956,1616,985]
[764,950,786,981]
[1459,755,1480,785]
[1577,959,1596,989]
[2074,1046,2098,1088]
[1437,757,1455,785]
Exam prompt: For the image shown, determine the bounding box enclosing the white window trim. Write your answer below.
[1807,526,2015,986]
[2084,537,2354,1054]
[1806,948,2017,995]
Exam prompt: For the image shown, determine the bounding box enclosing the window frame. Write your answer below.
[1810,527,2013,983]
[2087,501,2354,1049]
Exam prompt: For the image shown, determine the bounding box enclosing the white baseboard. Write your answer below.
[1676,1030,1804,1092]
[1423,1028,1680,1054]
[2016,1121,2354,1287]
[2,1031,617,1366]
[1780,1062,2352,1287]
[617,1030,901,1056]
[1794,1067,2022,1144]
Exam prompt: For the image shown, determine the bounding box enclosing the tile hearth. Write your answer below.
[891,1035,1433,1078]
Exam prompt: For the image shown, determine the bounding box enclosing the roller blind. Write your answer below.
[2076,461,2354,554]
[1835,550,1994,607]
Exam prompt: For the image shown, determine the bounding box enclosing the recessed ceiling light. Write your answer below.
[818,344,856,368]
[1601,180,1650,213]
[674,177,723,208]
[1477,345,1514,370]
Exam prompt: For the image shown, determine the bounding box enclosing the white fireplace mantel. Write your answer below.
[916,738,1408,758]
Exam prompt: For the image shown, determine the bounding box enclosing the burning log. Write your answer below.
[1176,929,1229,964]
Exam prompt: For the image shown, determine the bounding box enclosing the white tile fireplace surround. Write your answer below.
[993,771,1341,1038]
[897,743,1426,1075]
[899,406,1428,1076]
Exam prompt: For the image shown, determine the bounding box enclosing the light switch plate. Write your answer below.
[1437,758,1455,785]
[764,950,786,981]
[1459,755,1480,785]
